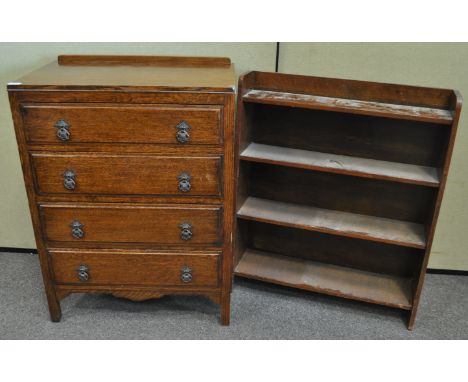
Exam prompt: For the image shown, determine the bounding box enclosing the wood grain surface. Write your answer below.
[238,197,426,249]
[244,89,453,124]
[31,152,222,196]
[40,203,222,245]
[236,249,413,310]
[10,56,235,91]
[51,249,220,287]
[22,103,222,145]
[57,55,231,67]
[241,142,440,187]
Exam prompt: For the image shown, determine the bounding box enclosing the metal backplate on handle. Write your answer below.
[63,170,76,190]
[181,266,192,283]
[70,220,84,239]
[77,264,90,282]
[175,121,191,143]
[55,119,71,141]
[179,222,192,241]
[178,172,191,192]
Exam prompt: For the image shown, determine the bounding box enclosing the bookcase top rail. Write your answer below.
[240,71,459,111]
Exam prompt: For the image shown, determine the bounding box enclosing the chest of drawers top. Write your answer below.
[8,54,235,92]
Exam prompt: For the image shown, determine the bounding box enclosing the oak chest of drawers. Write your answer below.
[8,55,236,324]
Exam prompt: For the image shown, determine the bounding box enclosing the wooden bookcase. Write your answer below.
[234,71,462,329]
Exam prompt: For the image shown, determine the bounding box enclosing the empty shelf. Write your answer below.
[235,249,413,310]
[237,197,426,249]
[241,143,440,187]
[243,89,453,125]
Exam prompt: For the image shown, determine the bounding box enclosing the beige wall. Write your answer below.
[1,42,467,270]
[280,43,468,270]
[0,42,276,248]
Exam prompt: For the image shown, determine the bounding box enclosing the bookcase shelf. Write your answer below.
[243,89,454,125]
[241,143,440,187]
[236,249,413,310]
[238,197,426,249]
[234,71,461,329]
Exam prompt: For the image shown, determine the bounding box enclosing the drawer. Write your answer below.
[50,249,220,287]
[21,103,222,145]
[40,203,222,246]
[31,152,222,197]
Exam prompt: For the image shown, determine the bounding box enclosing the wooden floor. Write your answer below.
[235,249,413,310]
[237,197,426,249]
[241,143,440,187]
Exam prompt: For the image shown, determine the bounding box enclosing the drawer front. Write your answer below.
[31,153,222,197]
[40,204,222,245]
[50,249,220,287]
[21,103,222,145]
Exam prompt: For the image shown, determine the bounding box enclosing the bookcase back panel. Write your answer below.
[249,162,436,223]
[245,221,421,278]
[251,104,450,167]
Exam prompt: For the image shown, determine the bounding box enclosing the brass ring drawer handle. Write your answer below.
[179,222,192,241]
[63,170,76,190]
[70,220,84,239]
[77,264,90,282]
[175,121,191,144]
[54,119,71,141]
[178,172,191,192]
[181,266,192,283]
